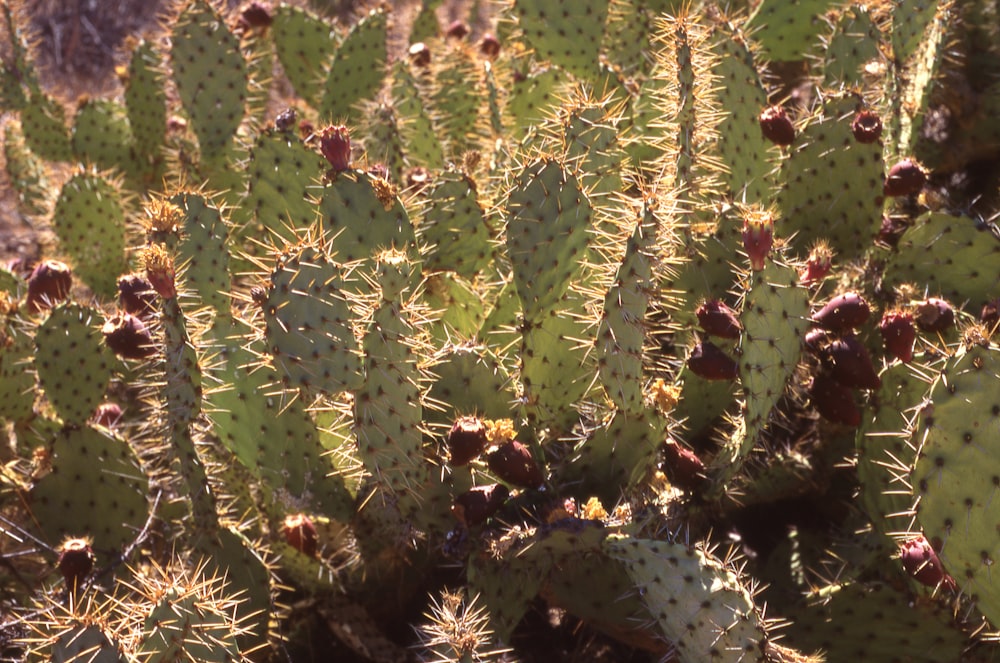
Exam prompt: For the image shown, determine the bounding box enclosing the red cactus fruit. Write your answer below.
[487,440,544,488]
[479,33,501,59]
[695,300,742,339]
[809,372,861,426]
[662,442,706,492]
[448,415,489,466]
[275,107,297,132]
[811,292,871,331]
[451,483,509,527]
[688,341,739,381]
[742,214,773,271]
[883,159,926,197]
[446,19,469,39]
[915,297,955,333]
[320,125,352,172]
[758,105,795,146]
[92,402,123,428]
[117,273,158,318]
[876,215,909,248]
[102,313,156,360]
[820,334,882,390]
[799,242,834,285]
[283,513,318,557]
[982,298,1000,333]
[238,1,273,31]
[879,311,916,363]
[803,328,832,355]
[899,536,956,590]
[26,259,72,313]
[851,109,883,144]
[58,537,95,591]
[408,42,431,67]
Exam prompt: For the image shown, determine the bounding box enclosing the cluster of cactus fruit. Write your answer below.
[1,0,1000,660]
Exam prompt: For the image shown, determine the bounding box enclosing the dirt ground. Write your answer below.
[0,0,487,267]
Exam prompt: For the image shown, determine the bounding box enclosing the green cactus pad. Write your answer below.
[781,582,970,663]
[360,103,406,184]
[561,408,667,503]
[0,324,36,422]
[883,212,1000,313]
[71,98,135,176]
[355,268,429,517]
[2,119,50,219]
[419,170,493,278]
[171,0,248,160]
[49,625,125,663]
[519,290,597,428]
[272,4,337,106]
[506,159,592,321]
[894,2,950,157]
[777,93,884,258]
[124,39,167,158]
[390,60,445,170]
[674,362,740,440]
[423,271,486,342]
[52,171,128,298]
[35,304,113,426]
[319,9,387,121]
[822,6,883,88]
[912,343,1000,627]
[746,0,841,62]
[512,0,608,80]
[425,342,515,428]
[427,44,486,160]
[892,0,944,66]
[601,0,654,77]
[0,61,26,112]
[605,535,766,663]
[506,66,570,141]
[710,24,772,203]
[29,424,148,550]
[244,128,326,250]
[319,170,417,268]
[21,90,73,162]
[168,193,233,316]
[712,260,809,489]
[597,209,656,413]
[261,243,363,396]
[857,360,933,537]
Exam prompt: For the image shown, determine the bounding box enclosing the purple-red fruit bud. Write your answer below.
[238,1,273,30]
[662,443,706,492]
[851,109,882,144]
[92,402,123,428]
[696,300,742,339]
[283,513,318,557]
[117,273,158,318]
[451,484,509,527]
[799,244,833,285]
[900,536,956,590]
[102,313,156,360]
[488,440,544,488]
[446,20,469,39]
[821,334,882,390]
[688,341,739,381]
[26,260,72,312]
[758,105,795,146]
[803,328,832,355]
[876,215,909,248]
[883,159,926,197]
[811,292,871,331]
[275,107,296,132]
[982,298,1000,333]
[742,216,773,271]
[809,372,861,427]
[915,298,954,333]
[408,42,431,67]
[58,538,95,590]
[320,125,351,171]
[448,416,489,466]
[879,311,916,363]
[479,33,501,59]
